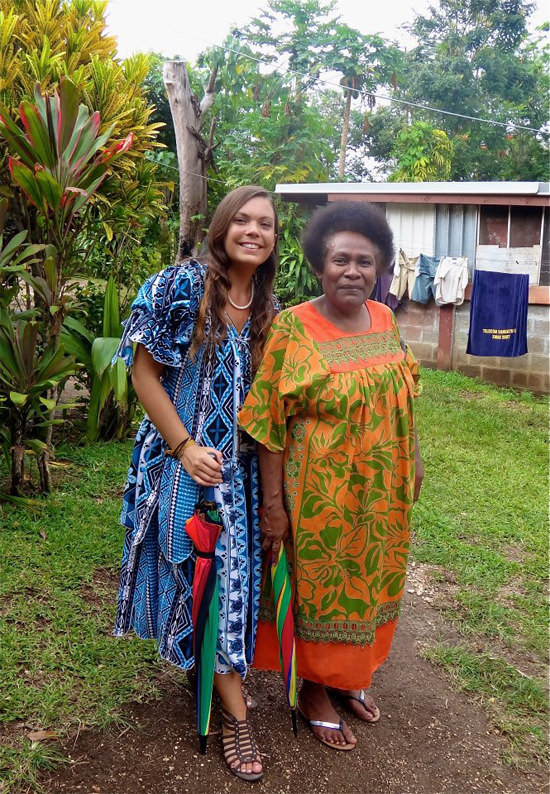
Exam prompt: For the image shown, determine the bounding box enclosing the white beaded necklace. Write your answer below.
[227,284,254,310]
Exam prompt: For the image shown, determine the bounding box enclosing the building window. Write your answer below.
[479,206,508,246]
[479,205,543,248]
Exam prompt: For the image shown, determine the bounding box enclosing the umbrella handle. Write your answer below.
[204,454,219,503]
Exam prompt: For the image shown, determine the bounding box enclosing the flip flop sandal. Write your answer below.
[326,687,381,724]
[298,709,355,751]
[221,707,264,782]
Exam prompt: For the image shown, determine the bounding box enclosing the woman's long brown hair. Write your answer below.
[190,185,279,371]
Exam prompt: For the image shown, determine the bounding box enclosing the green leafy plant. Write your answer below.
[0,78,132,490]
[276,227,320,307]
[61,276,137,441]
[0,207,61,498]
[0,78,132,285]
[0,308,76,495]
[389,121,454,182]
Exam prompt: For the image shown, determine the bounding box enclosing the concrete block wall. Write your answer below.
[395,301,439,367]
[395,299,550,394]
[453,303,549,393]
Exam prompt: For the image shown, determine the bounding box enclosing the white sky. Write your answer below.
[105,0,548,63]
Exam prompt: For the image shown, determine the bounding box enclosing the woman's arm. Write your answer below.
[413,425,424,502]
[132,344,222,486]
[257,443,290,562]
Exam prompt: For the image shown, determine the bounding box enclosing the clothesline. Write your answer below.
[382,251,469,308]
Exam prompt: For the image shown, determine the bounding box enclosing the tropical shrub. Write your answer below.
[0,215,76,495]
[61,277,138,442]
[0,79,134,490]
[276,227,320,308]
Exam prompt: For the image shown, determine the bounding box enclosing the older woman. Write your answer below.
[239,201,423,751]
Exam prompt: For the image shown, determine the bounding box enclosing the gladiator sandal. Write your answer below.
[221,707,263,782]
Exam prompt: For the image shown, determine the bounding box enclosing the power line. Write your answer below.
[142,28,547,186]
[208,39,547,136]
[146,17,545,136]
[149,157,228,183]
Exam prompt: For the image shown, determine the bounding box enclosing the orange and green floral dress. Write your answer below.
[238,299,420,689]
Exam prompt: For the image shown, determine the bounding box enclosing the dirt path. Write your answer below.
[45,572,547,794]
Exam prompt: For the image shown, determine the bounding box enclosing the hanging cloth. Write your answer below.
[466,270,528,357]
[434,256,469,306]
[410,254,439,304]
[389,249,418,300]
[372,267,400,311]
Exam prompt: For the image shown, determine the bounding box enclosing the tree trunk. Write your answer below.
[163,61,209,260]
[11,413,25,496]
[338,90,352,180]
[37,448,51,493]
[37,384,57,493]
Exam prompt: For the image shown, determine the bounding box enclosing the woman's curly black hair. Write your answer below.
[301,201,394,274]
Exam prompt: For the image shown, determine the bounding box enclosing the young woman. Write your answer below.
[114,185,278,781]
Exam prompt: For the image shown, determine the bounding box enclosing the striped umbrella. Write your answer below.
[185,490,222,754]
[270,546,298,737]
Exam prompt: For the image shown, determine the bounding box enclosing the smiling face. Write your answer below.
[319,231,379,313]
[224,196,277,273]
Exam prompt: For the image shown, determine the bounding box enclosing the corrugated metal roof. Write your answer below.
[275,181,550,197]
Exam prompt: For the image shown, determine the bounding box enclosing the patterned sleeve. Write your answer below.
[238,309,328,453]
[114,261,206,368]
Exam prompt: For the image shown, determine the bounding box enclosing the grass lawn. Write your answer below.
[0,369,548,791]
[413,370,548,766]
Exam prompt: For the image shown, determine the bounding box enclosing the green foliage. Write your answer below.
[231,0,401,182]
[61,277,138,442]
[0,77,139,491]
[0,0,165,287]
[0,214,76,496]
[277,231,319,307]
[0,0,165,493]
[389,121,453,181]
[276,222,320,307]
[0,306,77,494]
[1,78,132,260]
[394,0,549,180]
[350,3,549,180]
[194,40,334,210]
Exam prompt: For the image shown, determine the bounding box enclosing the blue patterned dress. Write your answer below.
[114,260,263,676]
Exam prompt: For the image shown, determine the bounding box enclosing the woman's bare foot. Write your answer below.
[326,687,380,723]
[298,680,356,749]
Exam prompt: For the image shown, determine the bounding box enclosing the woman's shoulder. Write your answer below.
[268,303,309,332]
[366,299,395,329]
[154,259,206,290]
[140,259,206,303]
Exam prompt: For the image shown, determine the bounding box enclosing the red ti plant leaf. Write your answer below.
[8,159,47,213]
[2,78,133,228]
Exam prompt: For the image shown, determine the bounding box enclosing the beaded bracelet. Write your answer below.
[165,437,196,459]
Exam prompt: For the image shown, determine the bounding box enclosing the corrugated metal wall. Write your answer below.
[435,204,478,273]
[385,204,436,260]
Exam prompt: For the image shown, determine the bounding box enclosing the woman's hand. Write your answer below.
[260,500,290,563]
[180,444,223,487]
